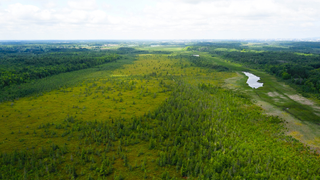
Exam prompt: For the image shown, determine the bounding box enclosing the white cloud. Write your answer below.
[0,0,319,39]
[44,2,56,9]
[68,0,98,10]
[301,22,314,27]
[101,2,111,9]
[5,3,39,19]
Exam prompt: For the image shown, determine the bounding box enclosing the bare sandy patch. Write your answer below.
[267,92,286,99]
[267,92,277,97]
[286,93,320,112]
[273,98,282,103]
[286,94,314,106]
[266,92,286,103]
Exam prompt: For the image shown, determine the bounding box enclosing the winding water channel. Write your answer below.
[243,72,263,89]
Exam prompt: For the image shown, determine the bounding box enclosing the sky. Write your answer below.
[0,0,319,40]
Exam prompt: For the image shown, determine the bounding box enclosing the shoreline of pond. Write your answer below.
[243,72,263,89]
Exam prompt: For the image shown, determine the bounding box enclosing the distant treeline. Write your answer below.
[257,43,320,54]
[0,48,120,89]
[116,47,172,54]
[0,46,91,54]
[280,42,320,54]
[189,42,320,54]
[187,42,243,52]
[171,54,229,72]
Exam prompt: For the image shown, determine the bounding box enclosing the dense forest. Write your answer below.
[0,47,120,89]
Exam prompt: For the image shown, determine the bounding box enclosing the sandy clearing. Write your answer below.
[286,93,320,112]
[267,92,286,99]
[286,94,314,106]
[267,92,279,97]
[272,98,281,103]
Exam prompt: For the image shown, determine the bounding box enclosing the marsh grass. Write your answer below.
[1,52,319,179]
[0,54,232,179]
[0,55,135,102]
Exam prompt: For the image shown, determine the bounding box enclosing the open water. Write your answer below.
[243,72,263,89]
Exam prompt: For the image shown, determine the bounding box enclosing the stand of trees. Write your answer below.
[0,47,120,89]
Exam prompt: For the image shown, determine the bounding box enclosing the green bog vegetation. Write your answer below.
[1,42,320,179]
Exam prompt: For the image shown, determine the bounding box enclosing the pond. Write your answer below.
[243,72,263,89]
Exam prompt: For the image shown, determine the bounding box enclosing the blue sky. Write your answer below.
[0,0,319,40]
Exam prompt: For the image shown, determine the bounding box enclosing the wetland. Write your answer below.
[1,41,320,179]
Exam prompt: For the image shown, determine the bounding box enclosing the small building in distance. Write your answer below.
[193,55,200,57]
